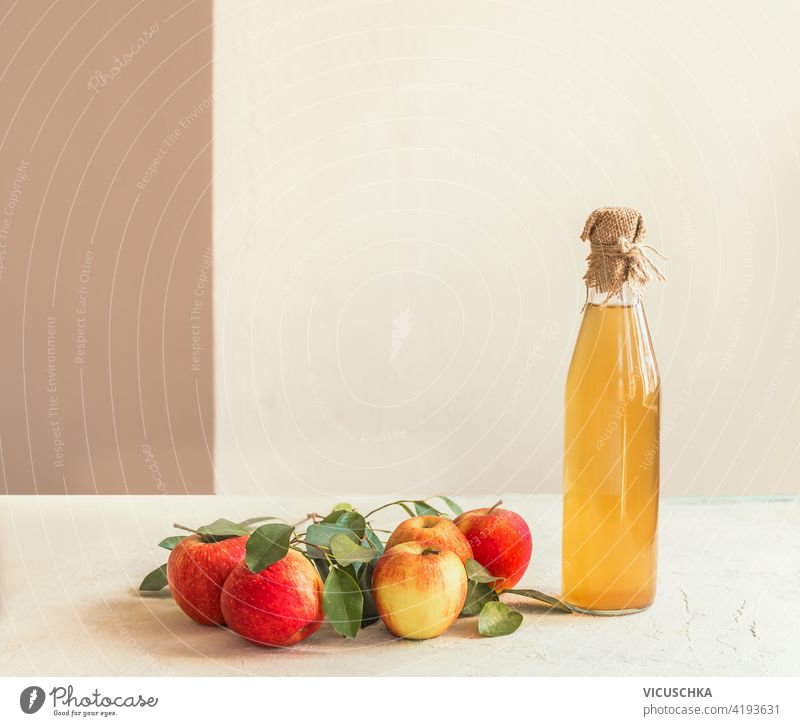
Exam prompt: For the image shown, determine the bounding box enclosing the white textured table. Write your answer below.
[1,495,798,676]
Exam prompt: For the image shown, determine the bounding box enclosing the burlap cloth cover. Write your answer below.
[580,207,666,308]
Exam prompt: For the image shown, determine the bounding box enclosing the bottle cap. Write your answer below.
[579,206,666,308]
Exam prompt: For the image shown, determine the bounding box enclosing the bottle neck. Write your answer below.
[586,281,640,307]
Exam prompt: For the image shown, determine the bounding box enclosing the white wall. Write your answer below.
[213,0,800,499]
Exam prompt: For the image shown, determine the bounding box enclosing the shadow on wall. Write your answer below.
[0,1,214,494]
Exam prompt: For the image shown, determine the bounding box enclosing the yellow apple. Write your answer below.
[386,515,473,564]
[371,541,467,640]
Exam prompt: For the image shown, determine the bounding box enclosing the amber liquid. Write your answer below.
[562,299,660,613]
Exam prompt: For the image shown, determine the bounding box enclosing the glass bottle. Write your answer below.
[562,208,663,614]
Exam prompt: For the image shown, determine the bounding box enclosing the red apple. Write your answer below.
[220,548,324,647]
[167,535,247,625]
[454,507,532,592]
[386,515,473,564]
[372,541,467,640]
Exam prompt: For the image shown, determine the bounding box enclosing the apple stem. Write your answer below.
[172,523,201,535]
[486,500,503,515]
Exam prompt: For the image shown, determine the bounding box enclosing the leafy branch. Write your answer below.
[459,557,572,636]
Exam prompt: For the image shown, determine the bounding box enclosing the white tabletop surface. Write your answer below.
[1,494,798,676]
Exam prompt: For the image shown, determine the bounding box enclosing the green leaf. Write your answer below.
[364,527,384,555]
[478,601,523,637]
[413,500,442,516]
[314,558,330,581]
[334,510,366,538]
[323,567,363,638]
[304,523,359,558]
[436,495,463,516]
[504,588,573,613]
[196,518,250,538]
[330,533,379,566]
[461,580,498,616]
[358,562,380,627]
[245,523,293,572]
[340,563,359,581]
[321,504,352,523]
[139,564,168,591]
[466,558,501,585]
[158,536,185,551]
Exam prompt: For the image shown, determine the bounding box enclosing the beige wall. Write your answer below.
[214,0,800,498]
[0,2,214,493]
[3,2,799,498]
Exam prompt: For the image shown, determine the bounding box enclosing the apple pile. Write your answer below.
[140,498,570,647]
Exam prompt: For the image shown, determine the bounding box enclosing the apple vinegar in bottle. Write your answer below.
[562,207,666,614]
